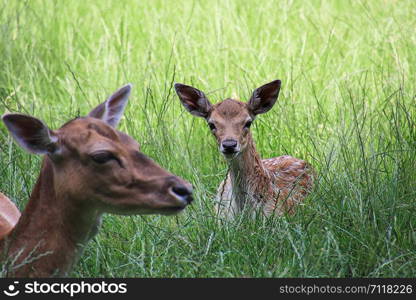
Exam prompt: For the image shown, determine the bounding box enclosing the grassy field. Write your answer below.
[0,0,415,277]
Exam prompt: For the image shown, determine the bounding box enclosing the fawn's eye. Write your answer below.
[90,151,117,164]
[208,122,216,131]
[244,120,252,129]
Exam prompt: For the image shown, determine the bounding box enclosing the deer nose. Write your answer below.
[170,184,193,204]
[222,139,238,153]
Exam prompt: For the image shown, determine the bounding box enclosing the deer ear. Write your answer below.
[2,114,59,155]
[88,84,132,128]
[174,83,212,118]
[248,80,281,116]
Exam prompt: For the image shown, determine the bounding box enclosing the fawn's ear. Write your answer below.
[247,79,281,116]
[88,84,132,128]
[2,114,59,155]
[174,83,212,118]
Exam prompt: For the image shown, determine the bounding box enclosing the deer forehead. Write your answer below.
[58,118,137,153]
[210,99,251,122]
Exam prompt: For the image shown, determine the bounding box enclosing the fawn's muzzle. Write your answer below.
[221,139,238,154]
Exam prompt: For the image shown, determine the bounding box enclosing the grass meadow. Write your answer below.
[0,0,415,277]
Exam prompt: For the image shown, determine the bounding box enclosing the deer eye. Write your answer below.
[208,122,216,131]
[244,120,252,129]
[90,151,116,164]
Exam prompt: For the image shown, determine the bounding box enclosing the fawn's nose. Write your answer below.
[222,139,238,153]
[170,183,193,205]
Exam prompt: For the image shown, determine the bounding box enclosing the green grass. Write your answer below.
[0,0,415,277]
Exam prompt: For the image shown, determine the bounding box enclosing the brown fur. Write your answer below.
[212,100,314,218]
[1,114,192,277]
[175,80,314,218]
[0,193,20,240]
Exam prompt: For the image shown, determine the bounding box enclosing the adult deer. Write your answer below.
[0,84,193,277]
[175,80,313,218]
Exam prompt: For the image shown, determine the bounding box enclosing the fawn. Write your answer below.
[175,79,313,218]
[0,84,193,277]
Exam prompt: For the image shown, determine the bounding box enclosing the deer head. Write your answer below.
[2,84,193,216]
[174,80,281,158]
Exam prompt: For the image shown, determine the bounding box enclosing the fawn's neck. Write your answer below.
[226,133,271,211]
[2,158,102,277]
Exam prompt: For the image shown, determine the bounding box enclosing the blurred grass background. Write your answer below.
[0,0,415,277]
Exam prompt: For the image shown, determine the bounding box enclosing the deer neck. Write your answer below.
[226,133,271,211]
[3,157,102,277]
